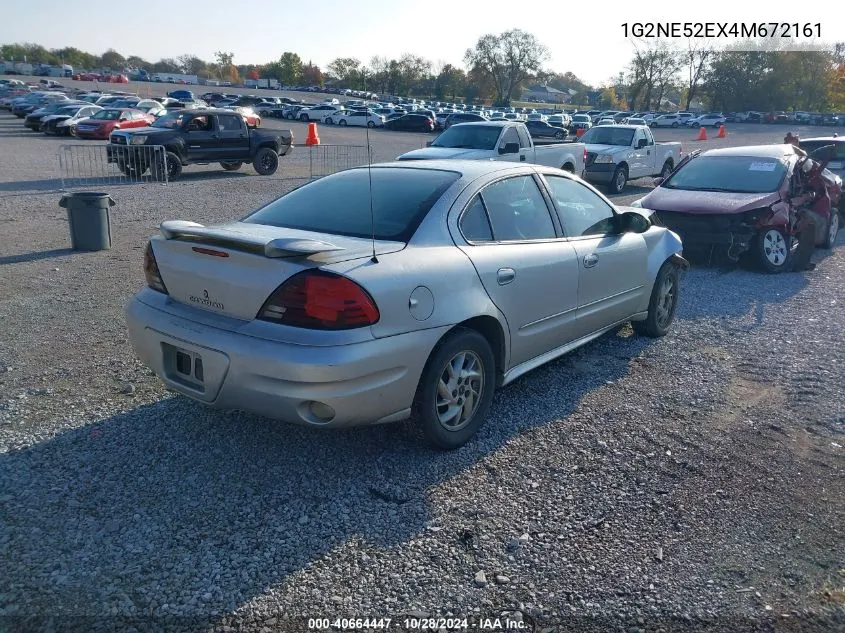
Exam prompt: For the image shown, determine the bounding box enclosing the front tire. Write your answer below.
[152,150,182,182]
[338,119,347,126]
[755,227,791,272]
[414,328,496,450]
[671,122,679,128]
[554,130,564,139]
[633,261,680,337]
[252,147,279,176]
[609,165,628,194]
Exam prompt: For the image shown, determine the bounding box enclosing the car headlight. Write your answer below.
[630,198,643,208]
[129,136,147,145]
[594,154,614,164]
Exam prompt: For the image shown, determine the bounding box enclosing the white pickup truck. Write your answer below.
[580,124,683,194]
[396,121,586,175]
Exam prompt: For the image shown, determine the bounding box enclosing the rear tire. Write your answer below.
[252,147,279,176]
[823,210,840,249]
[554,130,564,139]
[414,328,496,450]
[220,161,243,171]
[632,261,679,337]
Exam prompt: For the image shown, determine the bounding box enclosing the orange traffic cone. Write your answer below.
[576,128,585,138]
[305,122,320,146]
[696,126,708,141]
[717,124,726,138]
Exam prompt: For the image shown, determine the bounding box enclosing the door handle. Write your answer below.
[583,254,599,268]
[497,268,516,285]
[519,155,526,162]
[646,149,650,155]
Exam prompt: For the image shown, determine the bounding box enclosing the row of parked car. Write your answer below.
[0,86,264,139]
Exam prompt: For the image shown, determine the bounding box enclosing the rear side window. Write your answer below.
[217,114,242,131]
[243,167,460,242]
[460,196,494,242]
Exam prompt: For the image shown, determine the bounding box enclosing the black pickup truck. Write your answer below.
[107,108,294,181]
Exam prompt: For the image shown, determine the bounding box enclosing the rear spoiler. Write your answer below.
[159,220,345,258]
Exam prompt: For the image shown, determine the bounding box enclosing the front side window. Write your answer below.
[544,176,616,237]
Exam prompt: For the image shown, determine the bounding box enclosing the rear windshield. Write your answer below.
[663,155,787,193]
[431,124,501,150]
[243,167,461,242]
[800,141,845,159]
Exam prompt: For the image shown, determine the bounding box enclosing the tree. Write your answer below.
[464,29,549,104]
[301,62,323,86]
[247,68,260,80]
[278,52,303,84]
[178,54,206,75]
[626,41,683,110]
[369,55,391,93]
[599,86,625,109]
[213,51,234,79]
[684,41,712,110]
[101,49,125,70]
[436,64,467,100]
[326,57,362,86]
[153,58,181,74]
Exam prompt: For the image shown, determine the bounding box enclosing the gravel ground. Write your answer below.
[1,111,844,633]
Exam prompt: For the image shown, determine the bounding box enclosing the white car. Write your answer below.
[336,110,385,128]
[134,99,167,117]
[299,104,340,121]
[676,112,695,125]
[54,105,104,135]
[625,117,647,126]
[651,114,682,128]
[596,118,616,126]
[686,113,726,128]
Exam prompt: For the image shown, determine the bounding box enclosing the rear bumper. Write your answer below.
[126,294,449,429]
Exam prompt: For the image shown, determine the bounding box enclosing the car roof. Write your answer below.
[354,159,535,179]
[702,144,799,158]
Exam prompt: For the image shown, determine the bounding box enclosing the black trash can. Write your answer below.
[59,192,115,251]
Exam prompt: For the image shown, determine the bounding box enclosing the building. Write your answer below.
[521,84,569,103]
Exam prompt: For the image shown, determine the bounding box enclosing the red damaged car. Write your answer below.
[631,144,842,272]
[74,108,155,140]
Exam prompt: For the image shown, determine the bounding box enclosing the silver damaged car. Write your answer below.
[127,160,688,449]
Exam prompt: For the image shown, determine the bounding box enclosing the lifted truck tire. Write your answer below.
[252,148,279,176]
[220,161,243,171]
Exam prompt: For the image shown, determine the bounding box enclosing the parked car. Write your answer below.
[444,112,488,129]
[384,114,435,132]
[651,114,682,128]
[581,125,683,193]
[23,100,86,131]
[40,104,102,135]
[397,121,586,174]
[524,119,568,139]
[74,108,155,140]
[126,160,687,450]
[686,113,726,128]
[298,104,340,121]
[569,114,593,132]
[108,109,294,180]
[631,144,842,271]
[336,110,385,128]
[799,136,845,187]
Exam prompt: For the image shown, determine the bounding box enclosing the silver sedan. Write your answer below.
[126,160,688,449]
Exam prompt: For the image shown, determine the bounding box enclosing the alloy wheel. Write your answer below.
[762,229,788,266]
[655,275,676,329]
[435,351,484,431]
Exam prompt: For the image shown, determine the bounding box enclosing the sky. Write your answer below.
[2,1,843,87]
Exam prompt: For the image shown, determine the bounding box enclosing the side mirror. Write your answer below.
[652,176,664,187]
[499,142,520,155]
[616,210,651,234]
[426,141,433,147]
[637,138,648,149]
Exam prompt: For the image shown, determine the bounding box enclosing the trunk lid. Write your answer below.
[151,220,404,321]
[641,188,781,215]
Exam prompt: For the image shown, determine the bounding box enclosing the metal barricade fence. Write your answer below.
[299,144,375,179]
[57,144,168,190]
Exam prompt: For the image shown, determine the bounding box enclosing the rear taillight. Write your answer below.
[144,242,168,294]
[583,147,587,163]
[257,270,379,330]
